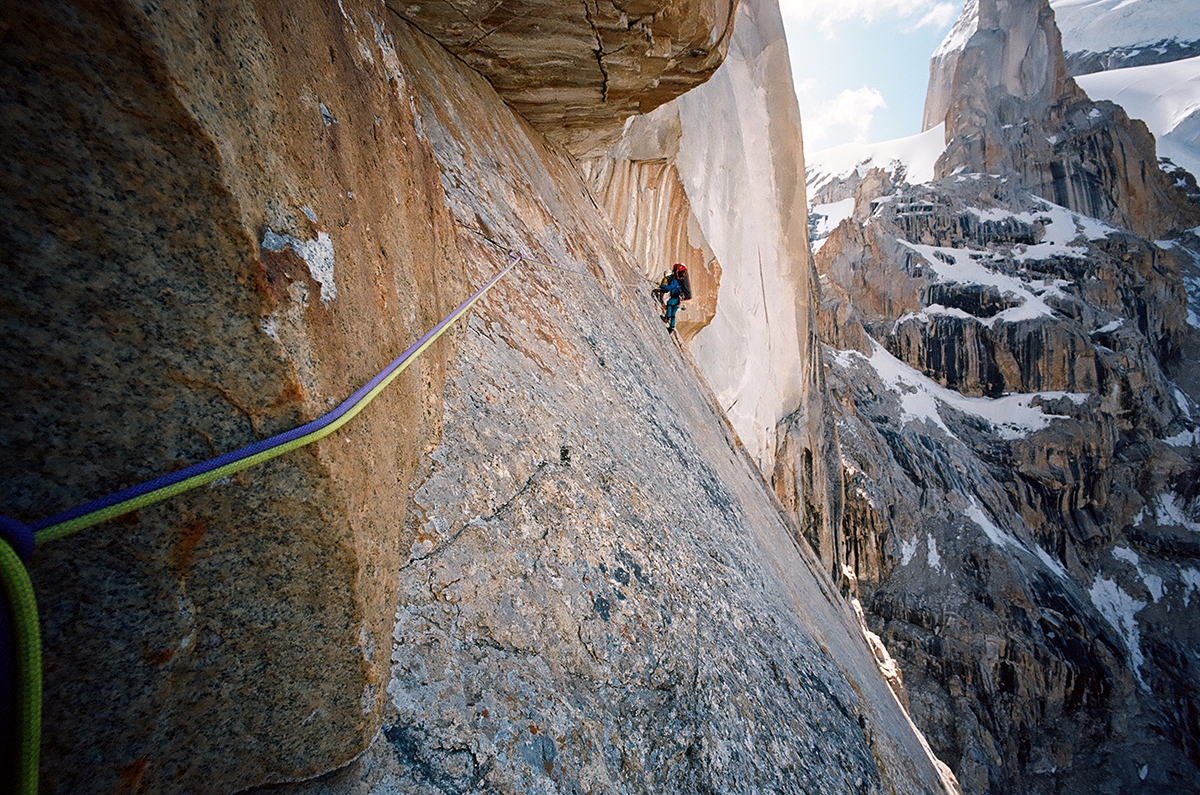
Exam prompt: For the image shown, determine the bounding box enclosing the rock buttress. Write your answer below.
[924,0,1200,239]
[1,0,468,791]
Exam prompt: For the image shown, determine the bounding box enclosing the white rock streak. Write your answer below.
[261,228,338,306]
[674,0,810,472]
[807,123,948,194]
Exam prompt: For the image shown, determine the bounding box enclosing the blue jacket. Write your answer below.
[665,276,683,300]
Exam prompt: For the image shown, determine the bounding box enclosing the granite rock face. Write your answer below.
[1,1,471,791]
[389,0,737,157]
[3,0,960,792]
[922,0,1200,239]
[815,140,1200,795]
[245,9,958,795]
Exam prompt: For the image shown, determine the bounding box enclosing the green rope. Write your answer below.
[1,540,41,795]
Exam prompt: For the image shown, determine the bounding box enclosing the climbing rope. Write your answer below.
[27,252,523,546]
[0,241,662,793]
[0,250,531,795]
[0,518,39,795]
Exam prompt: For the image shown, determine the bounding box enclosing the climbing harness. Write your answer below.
[0,244,662,794]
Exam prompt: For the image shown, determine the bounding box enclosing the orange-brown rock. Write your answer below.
[580,104,721,340]
[1,0,964,793]
[0,0,468,791]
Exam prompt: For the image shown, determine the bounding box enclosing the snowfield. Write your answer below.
[1075,54,1200,179]
[1051,0,1200,62]
[832,341,1088,441]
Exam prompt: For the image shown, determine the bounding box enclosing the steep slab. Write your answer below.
[250,12,958,795]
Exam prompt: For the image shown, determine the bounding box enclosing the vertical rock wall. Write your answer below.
[253,15,958,793]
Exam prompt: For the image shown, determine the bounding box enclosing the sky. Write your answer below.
[777,0,965,152]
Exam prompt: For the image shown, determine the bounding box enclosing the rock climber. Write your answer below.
[655,262,692,334]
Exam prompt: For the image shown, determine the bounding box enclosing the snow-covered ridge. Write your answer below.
[1051,0,1200,74]
[1075,55,1200,179]
[806,123,947,199]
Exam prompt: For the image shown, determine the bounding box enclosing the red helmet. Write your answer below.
[674,263,687,274]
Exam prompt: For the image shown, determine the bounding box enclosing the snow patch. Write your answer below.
[1089,574,1148,684]
[810,198,855,253]
[1075,55,1200,178]
[1175,388,1192,418]
[902,241,1069,326]
[1180,567,1200,607]
[1092,319,1124,334]
[1163,429,1199,447]
[1034,543,1070,580]
[962,497,1070,580]
[261,228,338,305]
[1113,546,1164,602]
[900,534,920,566]
[966,499,1019,548]
[841,340,1086,440]
[967,199,1115,243]
[926,532,943,572]
[1153,493,1200,533]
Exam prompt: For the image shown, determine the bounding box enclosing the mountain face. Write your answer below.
[819,0,1200,791]
[1,0,958,793]
[922,0,1200,240]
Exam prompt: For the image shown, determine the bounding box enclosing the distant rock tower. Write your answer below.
[922,0,1200,238]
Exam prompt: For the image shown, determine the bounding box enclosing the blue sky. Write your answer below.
[777,0,965,151]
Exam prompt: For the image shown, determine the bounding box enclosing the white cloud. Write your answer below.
[778,0,962,33]
[795,77,819,95]
[912,2,960,29]
[803,86,887,147]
